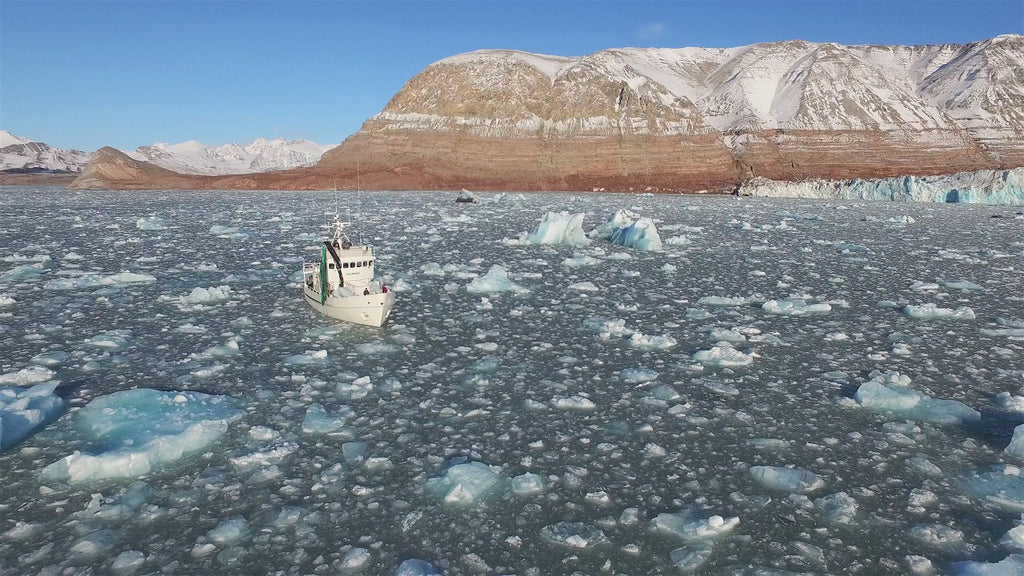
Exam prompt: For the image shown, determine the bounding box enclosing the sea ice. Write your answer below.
[651,511,740,542]
[466,265,527,293]
[749,465,825,494]
[854,371,981,424]
[762,298,832,315]
[301,402,350,435]
[949,553,1024,575]
[692,343,757,367]
[1,382,65,451]
[395,558,440,575]
[0,365,55,385]
[539,521,609,549]
[41,388,243,483]
[903,303,976,320]
[424,460,507,507]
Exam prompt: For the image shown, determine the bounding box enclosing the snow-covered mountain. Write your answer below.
[124,138,337,175]
[0,131,91,172]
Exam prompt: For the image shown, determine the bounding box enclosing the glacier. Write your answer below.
[1,187,1023,574]
[740,167,1024,205]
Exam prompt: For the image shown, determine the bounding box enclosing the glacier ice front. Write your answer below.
[42,388,242,483]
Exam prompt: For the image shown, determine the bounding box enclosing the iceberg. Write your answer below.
[41,388,242,483]
[589,209,663,251]
[1,382,66,452]
[651,511,739,542]
[522,211,590,246]
[762,298,832,316]
[539,521,609,549]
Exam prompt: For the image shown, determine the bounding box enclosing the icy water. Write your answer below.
[2,187,1024,575]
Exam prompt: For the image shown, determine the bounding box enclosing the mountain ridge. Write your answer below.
[67,34,1024,193]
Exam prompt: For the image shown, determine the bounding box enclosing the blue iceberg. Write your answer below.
[42,388,242,483]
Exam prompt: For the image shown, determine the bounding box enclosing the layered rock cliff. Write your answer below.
[72,35,1024,192]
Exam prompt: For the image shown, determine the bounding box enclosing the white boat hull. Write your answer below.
[303,285,396,327]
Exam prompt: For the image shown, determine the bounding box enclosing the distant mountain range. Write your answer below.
[0,131,91,173]
[13,35,1024,195]
[0,131,336,176]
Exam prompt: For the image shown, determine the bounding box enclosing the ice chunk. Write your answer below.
[511,472,545,496]
[903,303,976,320]
[959,465,1024,512]
[815,492,858,524]
[395,558,440,575]
[949,553,1024,575]
[692,344,757,367]
[0,365,55,385]
[1006,425,1024,460]
[696,296,750,307]
[540,521,609,549]
[206,517,249,546]
[44,271,156,290]
[301,403,349,435]
[589,209,663,251]
[41,389,242,483]
[522,211,590,246]
[651,511,739,542]
[466,265,527,294]
[1,382,65,451]
[854,371,980,424]
[339,547,372,573]
[136,216,168,230]
[424,461,507,507]
[749,465,824,494]
[762,298,832,316]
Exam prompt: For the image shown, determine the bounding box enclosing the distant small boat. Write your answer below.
[456,189,477,203]
[302,213,395,327]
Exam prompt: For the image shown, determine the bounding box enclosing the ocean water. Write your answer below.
[1,187,1024,575]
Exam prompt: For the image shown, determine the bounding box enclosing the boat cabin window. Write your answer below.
[328,263,335,269]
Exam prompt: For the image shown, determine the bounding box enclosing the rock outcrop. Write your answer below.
[71,35,1024,192]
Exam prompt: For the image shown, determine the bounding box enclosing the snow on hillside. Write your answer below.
[426,35,1024,136]
[124,138,337,175]
[0,131,91,172]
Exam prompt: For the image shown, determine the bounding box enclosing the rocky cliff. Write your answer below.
[71,35,1024,192]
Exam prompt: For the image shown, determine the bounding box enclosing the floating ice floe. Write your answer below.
[136,216,168,230]
[960,465,1024,512]
[466,265,527,294]
[981,318,1024,338]
[0,365,55,386]
[696,295,751,307]
[395,559,441,576]
[749,465,824,493]
[651,511,739,543]
[43,271,156,291]
[172,286,233,309]
[815,492,858,524]
[0,261,53,283]
[692,343,757,367]
[1006,425,1024,460]
[903,303,976,320]
[510,472,545,496]
[424,460,507,507]
[540,521,609,549]
[41,388,243,483]
[950,554,1024,575]
[301,403,350,435]
[853,371,981,425]
[520,211,590,246]
[588,209,663,251]
[762,298,832,316]
[1,382,65,452]
[997,392,1024,413]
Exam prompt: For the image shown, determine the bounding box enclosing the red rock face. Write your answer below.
[71,36,1024,192]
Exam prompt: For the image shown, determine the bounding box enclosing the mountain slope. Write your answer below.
[73,35,1024,192]
[125,137,336,175]
[0,131,91,172]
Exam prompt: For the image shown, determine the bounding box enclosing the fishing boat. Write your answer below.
[301,213,395,327]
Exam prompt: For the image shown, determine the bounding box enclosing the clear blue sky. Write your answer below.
[2,0,1021,152]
